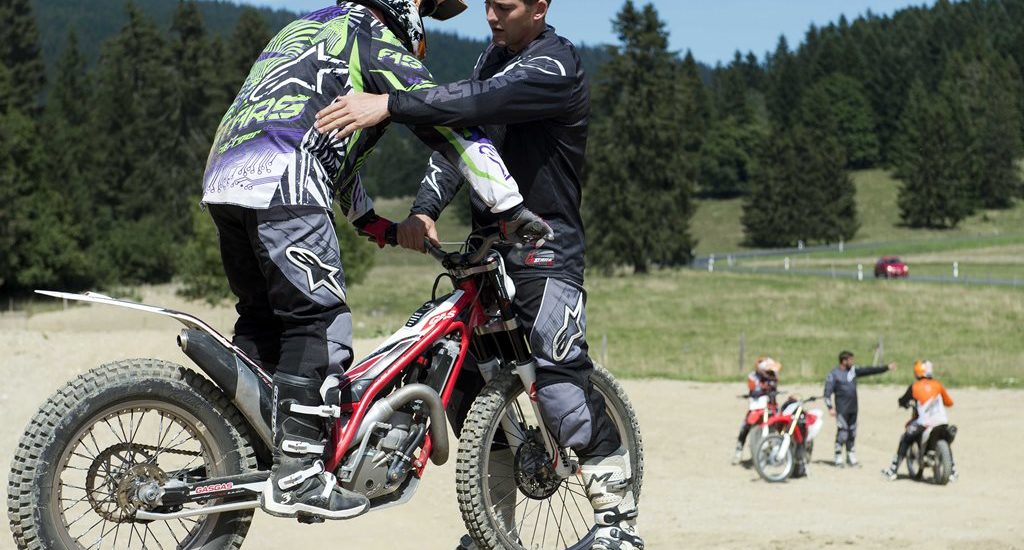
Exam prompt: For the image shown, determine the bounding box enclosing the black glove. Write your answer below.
[498,205,554,247]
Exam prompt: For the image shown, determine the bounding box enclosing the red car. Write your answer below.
[875,256,909,278]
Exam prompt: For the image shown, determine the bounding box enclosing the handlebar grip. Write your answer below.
[424,238,446,261]
[384,223,398,247]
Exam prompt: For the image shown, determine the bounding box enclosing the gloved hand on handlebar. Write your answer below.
[498,204,554,247]
[354,210,396,248]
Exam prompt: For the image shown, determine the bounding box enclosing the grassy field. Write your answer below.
[690,169,1024,256]
[351,197,1024,388]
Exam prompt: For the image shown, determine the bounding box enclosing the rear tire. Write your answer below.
[934,440,953,485]
[456,364,643,550]
[8,359,257,550]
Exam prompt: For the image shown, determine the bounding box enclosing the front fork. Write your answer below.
[478,357,575,479]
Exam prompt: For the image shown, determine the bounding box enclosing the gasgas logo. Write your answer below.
[423,308,457,331]
[194,482,234,495]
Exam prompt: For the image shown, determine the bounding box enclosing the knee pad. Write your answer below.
[536,382,594,450]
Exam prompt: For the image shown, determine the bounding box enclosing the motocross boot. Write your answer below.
[833,444,845,468]
[881,455,900,480]
[846,450,859,467]
[731,442,743,465]
[261,372,369,520]
[455,448,519,549]
[581,448,644,550]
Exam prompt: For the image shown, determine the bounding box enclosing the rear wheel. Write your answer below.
[456,364,643,550]
[933,440,953,485]
[8,359,257,550]
[754,434,793,482]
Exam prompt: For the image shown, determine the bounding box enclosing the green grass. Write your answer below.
[582,270,1023,388]
[347,203,1024,388]
[691,169,1024,255]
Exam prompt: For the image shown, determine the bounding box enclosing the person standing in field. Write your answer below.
[823,350,897,467]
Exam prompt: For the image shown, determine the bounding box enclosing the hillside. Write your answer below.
[690,169,1024,256]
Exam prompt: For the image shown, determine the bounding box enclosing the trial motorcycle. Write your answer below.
[7,233,643,550]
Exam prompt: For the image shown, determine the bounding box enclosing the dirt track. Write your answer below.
[2,288,1022,549]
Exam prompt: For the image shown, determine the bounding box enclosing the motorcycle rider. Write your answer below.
[732,357,781,464]
[822,350,896,467]
[202,0,552,521]
[882,360,958,481]
[312,1,643,547]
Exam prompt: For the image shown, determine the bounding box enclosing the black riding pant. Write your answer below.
[208,204,354,382]
[446,276,621,460]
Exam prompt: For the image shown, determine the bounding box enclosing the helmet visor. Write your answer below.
[427,0,467,20]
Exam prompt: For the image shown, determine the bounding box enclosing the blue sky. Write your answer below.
[233,0,936,64]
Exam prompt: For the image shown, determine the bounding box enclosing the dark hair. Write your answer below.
[523,0,552,6]
[839,350,854,363]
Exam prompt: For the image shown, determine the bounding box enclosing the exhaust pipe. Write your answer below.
[351,384,450,466]
[180,330,448,466]
[178,329,273,448]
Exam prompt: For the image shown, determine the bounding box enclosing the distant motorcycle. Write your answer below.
[754,396,823,482]
[738,391,782,458]
[903,421,958,485]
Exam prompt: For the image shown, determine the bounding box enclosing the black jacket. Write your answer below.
[390,26,589,285]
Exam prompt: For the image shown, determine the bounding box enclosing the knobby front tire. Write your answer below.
[456,364,644,550]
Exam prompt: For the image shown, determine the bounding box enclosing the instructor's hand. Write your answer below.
[397,214,440,253]
[829,409,836,418]
[888,362,898,371]
[315,92,390,139]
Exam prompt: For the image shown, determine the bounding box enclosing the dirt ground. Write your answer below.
[1,287,1022,549]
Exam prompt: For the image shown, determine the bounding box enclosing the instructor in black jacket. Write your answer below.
[823,350,897,468]
[314,2,642,549]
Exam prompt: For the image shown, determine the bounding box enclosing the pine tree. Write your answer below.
[227,7,272,91]
[742,125,857,247]
[766,36,802,129]
[584,1,695,272]
[0,0,45,110]
[941,43,1023,208]
[89,2,183,283]
[799,73,879,168]
[679,50,711,183]
[893,81,971,228]
[697,116,768,198]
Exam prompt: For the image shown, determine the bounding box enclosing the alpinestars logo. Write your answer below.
[285,246,346,301]
[552,293,584,362]
[249,42,348,102]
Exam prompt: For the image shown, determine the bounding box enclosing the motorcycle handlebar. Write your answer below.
[424,233,503,268]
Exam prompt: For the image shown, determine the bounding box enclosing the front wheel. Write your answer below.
[8,359,258,550]
[754,434,794,482]
[906,439,924,480]
[456,364,643,550]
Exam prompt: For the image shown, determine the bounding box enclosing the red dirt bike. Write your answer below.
[753,396,823,482]
[7,232,643,550]
[738,390,783,459]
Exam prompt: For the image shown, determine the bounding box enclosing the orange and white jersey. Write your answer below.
[912,378,954,427]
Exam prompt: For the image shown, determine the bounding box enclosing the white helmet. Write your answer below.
[756,357,782,378]
[345,0,467,59]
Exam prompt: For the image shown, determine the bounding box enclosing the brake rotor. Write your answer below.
[513,429,562,500]
[84,443,155,522]
[116,463,169,515]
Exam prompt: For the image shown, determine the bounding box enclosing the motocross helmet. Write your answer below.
[343,0,468,59]
[756,357,782,378]
[913,360,933,379]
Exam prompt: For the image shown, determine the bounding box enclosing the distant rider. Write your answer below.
[732,357,781,464]
[823,350,896,467]
[882,360,958,480]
